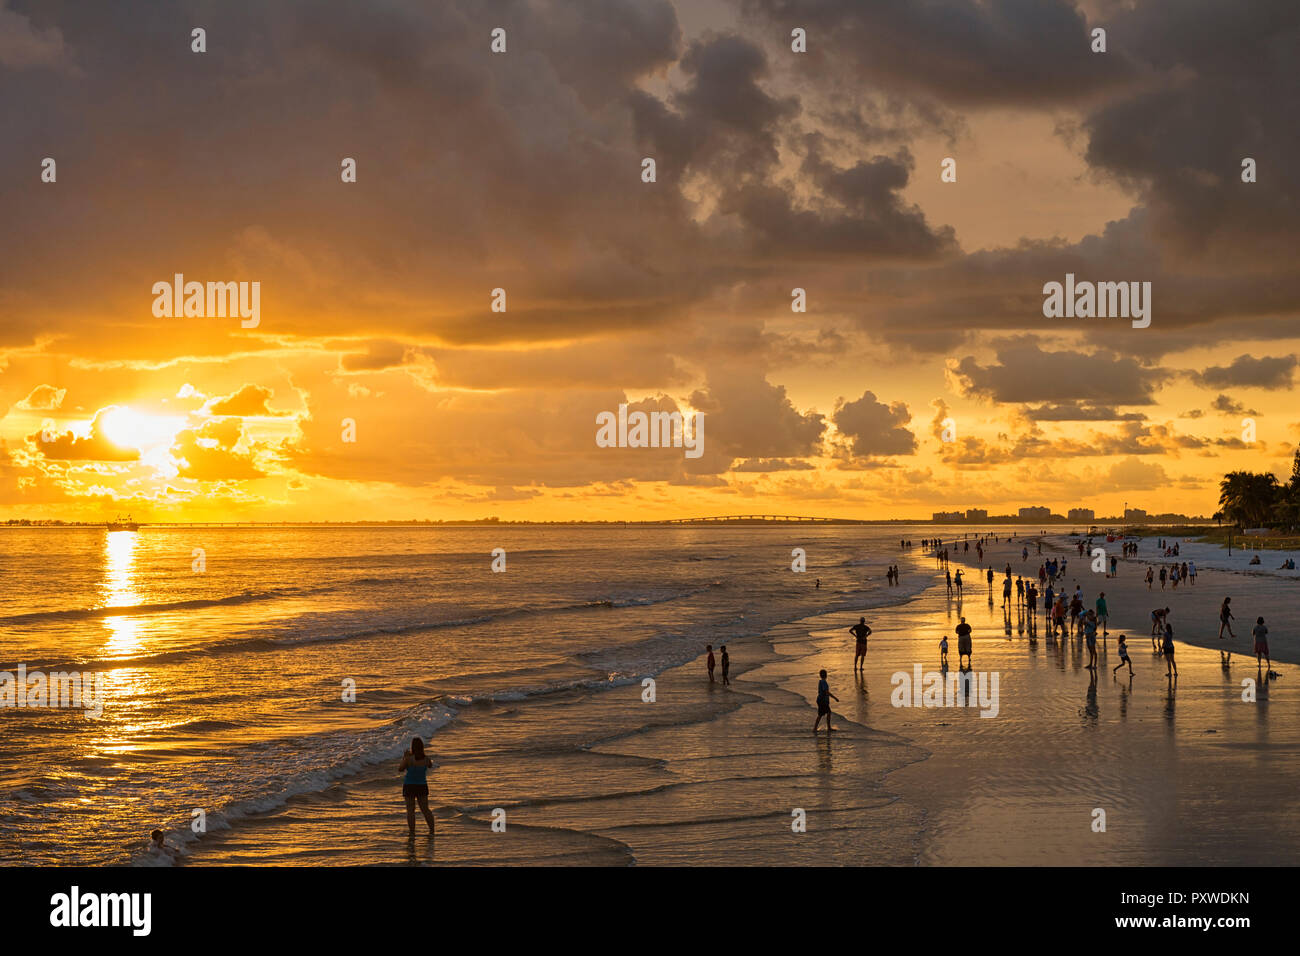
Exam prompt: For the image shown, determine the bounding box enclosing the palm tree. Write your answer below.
[1218,471,1281,529]
[1272,448,1300,532]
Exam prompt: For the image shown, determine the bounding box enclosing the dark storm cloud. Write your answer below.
[0,0,711,346]
[948,338,1158,406]
[733,0,1300,354]
[631,33,956,263]
[860,209,1300,358]
[1191,354,1298,390]
[1209,394,1257,417]
[737,0,1137,107]
[1082,0,1300,258]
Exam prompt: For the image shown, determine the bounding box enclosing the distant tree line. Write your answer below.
[1216,447,1300,530]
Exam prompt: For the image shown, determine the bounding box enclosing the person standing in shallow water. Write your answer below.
[849,617,872,673]
[813,669,839,733]
[399,737,436,838]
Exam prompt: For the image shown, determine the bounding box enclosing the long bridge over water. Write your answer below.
[658,515,872,524]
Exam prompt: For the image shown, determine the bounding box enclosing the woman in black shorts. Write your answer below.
[399,736,436,837]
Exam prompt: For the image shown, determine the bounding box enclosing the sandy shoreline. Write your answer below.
[177,533,1298,866]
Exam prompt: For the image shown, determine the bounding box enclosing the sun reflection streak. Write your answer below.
[102,530,141,656]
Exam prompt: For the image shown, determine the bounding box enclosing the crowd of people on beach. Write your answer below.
[1143,560,1196,589]
[800,531,1283,733]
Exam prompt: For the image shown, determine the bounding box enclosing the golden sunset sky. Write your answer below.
[2,0,1297,521]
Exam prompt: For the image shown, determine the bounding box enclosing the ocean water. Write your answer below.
[0,523,944,865]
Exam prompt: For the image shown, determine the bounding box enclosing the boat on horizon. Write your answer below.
[106,514,139,532]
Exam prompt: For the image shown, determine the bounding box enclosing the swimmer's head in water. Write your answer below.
[151,829,163,845]
[411,737,425,761]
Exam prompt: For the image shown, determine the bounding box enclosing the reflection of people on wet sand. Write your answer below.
[813,669,839,733]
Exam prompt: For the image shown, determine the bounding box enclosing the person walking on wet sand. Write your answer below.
[954,569,963,596]
[939,635,949,667]
[1252,617,1272,672]
[813,669,839,733]
[706,644,716,682]
[849,617,872,672]
[1112,634,1133,676]
[1218,598,1236,640]
[399,737,436,838]
[721,645,731,685]
[956,617,973,668]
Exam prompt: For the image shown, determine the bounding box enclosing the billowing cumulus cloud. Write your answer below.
[207,384,288,417]
[832,390,916,460]
[29,408,138,462]
[15,384,66,411]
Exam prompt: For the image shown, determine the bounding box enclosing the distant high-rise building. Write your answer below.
[1018,506,1051,520]
[965,508,988,521]
[1124,507,1149,521]
[932,511,964,521]
[1067,508,1095,522]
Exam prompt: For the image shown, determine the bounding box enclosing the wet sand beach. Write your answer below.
[183,533,1299,866]
[867,534,1299,865]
